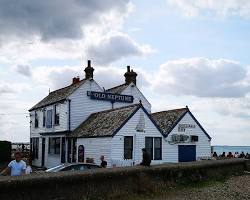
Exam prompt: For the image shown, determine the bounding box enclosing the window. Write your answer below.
[154,137,162,160]
[31,138,39,160]
[145,137,162,160]
[145,137,153,160]
[42,109,46,127]
[46,110,52,128]
[48,137,60,154]
[35,111,39,128]
[54,105,60,125]
[124,136,133,159]
[78,145,84,162]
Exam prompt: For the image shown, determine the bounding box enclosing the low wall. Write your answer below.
[0,159,248,200]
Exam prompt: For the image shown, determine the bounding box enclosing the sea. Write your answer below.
[212,146,250,154]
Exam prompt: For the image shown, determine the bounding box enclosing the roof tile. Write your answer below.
[29,79,86,111]
[151,108,188,135]
[69,104,140,137]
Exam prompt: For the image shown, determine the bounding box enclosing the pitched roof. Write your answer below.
[151,108,188,135]
[106,84,128,94]
[69,104,140,138]
[29,79,86,111]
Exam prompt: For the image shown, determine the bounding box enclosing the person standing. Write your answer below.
[25,157,32,175]
[0,152,26,176]
[140,148,151,166]
[100,155,107,168]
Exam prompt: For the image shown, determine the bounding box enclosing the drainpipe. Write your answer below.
[68,99,71,132]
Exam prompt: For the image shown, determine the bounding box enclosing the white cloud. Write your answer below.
[85,32,154,64]
[152,57,250,98]
[0,0,131,41]
[15,64,32,77]
[31,64,150,91]
[0,82,31,96]
[0,1,153,66]
[167,0,250,19]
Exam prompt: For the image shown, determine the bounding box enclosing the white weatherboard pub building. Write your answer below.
[29,60,211,168]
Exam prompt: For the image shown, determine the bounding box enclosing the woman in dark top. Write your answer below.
[100,155,107,168]
[140,148,151,166]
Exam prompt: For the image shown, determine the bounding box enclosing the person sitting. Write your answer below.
[227,152,234,158]
[234,152,239,158]
[212,152,218,158]
[219,152,226,158]
[140,148,151,166]
[239,151,245,158]
[245,153,250,160]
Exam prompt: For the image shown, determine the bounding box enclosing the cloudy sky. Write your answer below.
[0,0,250,145]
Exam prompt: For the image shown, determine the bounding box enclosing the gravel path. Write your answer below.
[153,174,250,200]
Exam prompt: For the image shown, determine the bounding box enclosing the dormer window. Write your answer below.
[54,105,60,125]
[35,111,39,128]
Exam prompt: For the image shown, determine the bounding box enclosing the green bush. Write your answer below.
[0,141,11,162]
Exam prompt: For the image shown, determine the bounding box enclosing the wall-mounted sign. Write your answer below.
[87,91,134,103]
[178,124,195,132]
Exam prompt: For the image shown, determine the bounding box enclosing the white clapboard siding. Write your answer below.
[77,137,112,167]
[44,136,66,168]
[31,137,42,167]
[46,154,61,169]
[69,80,113,130]
[111,108,163,166]
[164,112,211,163]
[120,84,151,113]
[30,101,68,134]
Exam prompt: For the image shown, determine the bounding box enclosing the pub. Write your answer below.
[29,60,211,168]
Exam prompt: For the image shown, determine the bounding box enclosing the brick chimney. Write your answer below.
[84,60,94,79]
[124,66,137,85]
[72,76,80,84]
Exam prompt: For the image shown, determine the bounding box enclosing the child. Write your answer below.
[25,158,32,175]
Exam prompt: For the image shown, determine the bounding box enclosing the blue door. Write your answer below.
[178,145,196,162]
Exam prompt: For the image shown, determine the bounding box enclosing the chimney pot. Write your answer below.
[127,66,130,72]
[72,77,80,84]
[84,60,94,79]
[124,66,137,85]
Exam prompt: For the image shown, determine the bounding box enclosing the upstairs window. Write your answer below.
[145,137,162,160]
[46,110,52,128]
[34,111,39,128]
[42,109,46,127]
[124,136,133,159]
[54,105,60,125]
[48,137,60,154]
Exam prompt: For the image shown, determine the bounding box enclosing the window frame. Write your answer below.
[124,136,133,160]
[154,137,162,160]
[145,137,162,160]
[42,109,46,127]
[34,111,39,128]
[48,137,61,155]
[54,105,60,125]
[145,137,153,160]
[46,110,52,128]
[31,138,39,160]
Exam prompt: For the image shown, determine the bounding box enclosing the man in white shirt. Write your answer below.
[0,152,26,176]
